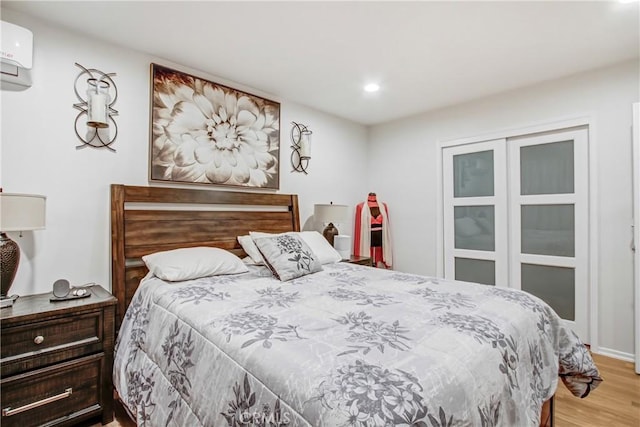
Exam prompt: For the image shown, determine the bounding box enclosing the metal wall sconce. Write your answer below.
[73,63,118,151]
[291,121,312,174]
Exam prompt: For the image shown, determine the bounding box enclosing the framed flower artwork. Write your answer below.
[149,64,280,189]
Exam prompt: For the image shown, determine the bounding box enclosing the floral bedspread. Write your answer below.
[113,263,601,426]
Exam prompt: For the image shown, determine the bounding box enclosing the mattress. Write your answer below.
[113,262,601,426]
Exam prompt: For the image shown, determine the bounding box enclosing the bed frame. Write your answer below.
[110,184,300,329]
[109,184,553,427]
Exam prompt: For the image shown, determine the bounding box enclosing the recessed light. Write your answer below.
[364,83,380,93]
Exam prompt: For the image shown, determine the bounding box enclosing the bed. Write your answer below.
[110,184,601,427]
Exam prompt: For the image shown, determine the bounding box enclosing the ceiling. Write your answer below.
[3,1,639,125]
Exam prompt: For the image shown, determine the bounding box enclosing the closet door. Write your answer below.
[508,128,589,339]
[443,139,508,286]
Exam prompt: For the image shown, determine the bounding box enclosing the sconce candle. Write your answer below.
[87,90,109,128]
[299,132,311,159]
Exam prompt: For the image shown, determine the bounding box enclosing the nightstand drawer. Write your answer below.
[1,311,103,376]
[0,353,104,427]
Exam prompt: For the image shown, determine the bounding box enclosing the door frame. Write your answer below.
[632,103,639,373]
[437,115,599,350]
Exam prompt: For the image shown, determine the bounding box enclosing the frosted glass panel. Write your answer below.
[521,264,575,320]
[454,206,495,251]
[453,150,494,197]
[455,258,495,286]
[521,205,575,257]
[521,141,574,195]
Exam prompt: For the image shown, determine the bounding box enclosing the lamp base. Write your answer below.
[1,232,20,299]
[322,223,339,246]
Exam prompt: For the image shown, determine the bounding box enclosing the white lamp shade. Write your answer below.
[314,203,348,224]
[0,193,46,231]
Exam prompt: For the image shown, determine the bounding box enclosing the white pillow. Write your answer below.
[249,231,275,239]
[242,231,342,265]
[238,231,276,264]
[253,233,322,281]
[238,234,265,264]
[142,247,248,282]
[298,231,342,264]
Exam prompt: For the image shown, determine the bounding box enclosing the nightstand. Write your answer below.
[345,256,373,266]
[0,285,117,427]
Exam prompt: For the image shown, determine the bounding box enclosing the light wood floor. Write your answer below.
[555,353,640,426]
[99,354,639,426]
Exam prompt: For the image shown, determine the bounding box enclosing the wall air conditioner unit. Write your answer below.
[1,21,33,88]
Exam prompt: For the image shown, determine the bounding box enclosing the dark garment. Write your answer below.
[371,228,382,247]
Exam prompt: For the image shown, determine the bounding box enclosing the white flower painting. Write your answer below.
[150,64,280,189]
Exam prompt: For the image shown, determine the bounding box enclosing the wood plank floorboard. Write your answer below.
[555,353,640,427]
[95,354,639,426]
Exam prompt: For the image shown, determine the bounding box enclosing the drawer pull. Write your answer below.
[33,335,44,345]
[2,388,72,417]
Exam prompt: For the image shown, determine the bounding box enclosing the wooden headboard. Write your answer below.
[110,184,300,329]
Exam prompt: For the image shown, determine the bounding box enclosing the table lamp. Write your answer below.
[0,193,46,307]
[314,203,348,246]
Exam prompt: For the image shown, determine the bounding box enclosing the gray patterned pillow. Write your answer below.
[253,233,322,281]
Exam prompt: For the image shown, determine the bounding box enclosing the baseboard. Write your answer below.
[594,347,634,362]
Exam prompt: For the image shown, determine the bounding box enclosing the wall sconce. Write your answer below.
[314,202,348,246]
[0,192,46,308]
[73,62,118,151]
[291,121,312,174]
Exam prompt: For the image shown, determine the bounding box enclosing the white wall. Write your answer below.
[368,59,639,356]
[0,9,368,296]
[3,8,637,358]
